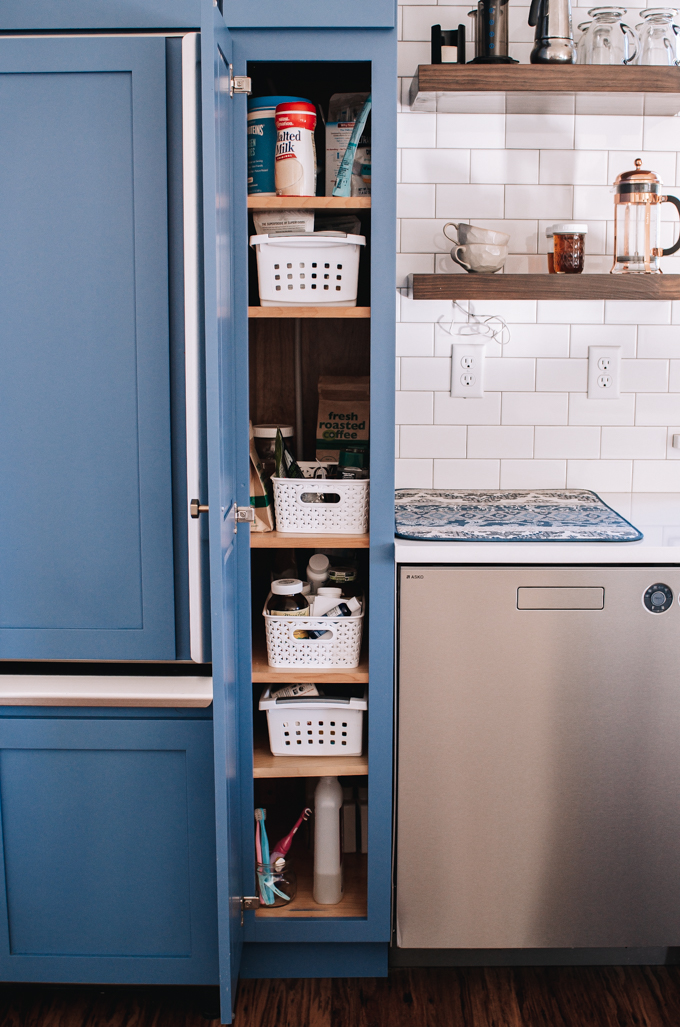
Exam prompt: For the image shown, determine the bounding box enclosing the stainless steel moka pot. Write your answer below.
[528,0,576,62]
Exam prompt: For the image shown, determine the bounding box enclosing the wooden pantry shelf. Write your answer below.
[251,531,369,549]
[253,736,368,779]
[248,196,370,209]
[252,634,369,685]
[255,851,367,918]
[409,65,680,116]
[248,306,370,318]
[412,273,680,301]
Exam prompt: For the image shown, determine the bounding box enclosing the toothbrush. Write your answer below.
[254,808,274,904]
[254,819,264,904]
[270,807,312,864]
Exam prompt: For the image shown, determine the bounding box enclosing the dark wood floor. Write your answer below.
[3,967,680,1027]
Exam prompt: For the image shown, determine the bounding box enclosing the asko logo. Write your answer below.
[405,574,424,579]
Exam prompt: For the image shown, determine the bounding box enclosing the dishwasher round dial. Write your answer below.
[643,583,673,613]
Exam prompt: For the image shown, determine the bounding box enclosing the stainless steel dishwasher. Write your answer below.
[397,565,680,950]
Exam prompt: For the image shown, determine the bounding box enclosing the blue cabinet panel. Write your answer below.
[0,39,176,660]
[0,717,218,983]
[222,0,396,29]
[0,2,202,31]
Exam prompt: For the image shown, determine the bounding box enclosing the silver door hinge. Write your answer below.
[230,68,252,97]
[235,506,255,523]
[190,499,209,519]
[241,896,259,925]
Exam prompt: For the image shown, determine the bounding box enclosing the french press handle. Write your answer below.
[662,194,680,256]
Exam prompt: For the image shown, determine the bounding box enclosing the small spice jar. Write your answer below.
[551,223,588,275]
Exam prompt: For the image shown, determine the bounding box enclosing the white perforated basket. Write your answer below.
[263,599,364,669]
[272,476,369,534]
[250,233,365,306]
[259,688,367,756]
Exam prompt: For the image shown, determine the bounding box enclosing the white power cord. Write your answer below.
[437,300,511,349]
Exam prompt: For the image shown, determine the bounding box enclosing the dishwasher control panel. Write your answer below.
[643,582,673,613]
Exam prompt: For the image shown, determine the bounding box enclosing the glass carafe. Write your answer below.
[612,159,680,274]
[585,6,638,63]
[638,8,680,65]
[576,20,592,61]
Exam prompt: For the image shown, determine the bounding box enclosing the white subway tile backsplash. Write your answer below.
[638,325,680,358]
[395,458,433,488]
[396,357,401,391]
[500,459,567,488]
[434,391,502,425]
[437,113,506,150]
[566,460,633,491]
[636,393,680,425]
[502,392,568,425]
[605,301,671,325]
[400,356,451,391]
[568,393,635,425]
[506,323,570,357]
[575,116,643,151]
[633,460,680,492]
[608,151,676,188]
[400,424,466,459]
[505,185,573,220]
[570,324,637,358]
[670,361,680,392]
[395,391,434,425]
[666,427,680,459]
[536,358,588,392]
[396,253,434,288]
[400,294,456,323]
[470,149,539,184]
[400,219,452,253]
[537,300,604,324]
[396,322,434,357]
[433,459,500,488]
[402,5,463,39]
[486,358,536,392]
[397,183,436,219]
[397,111,436,149]
[572,185,615,221]
[534,425,600,459]
[469,299,537,322]
[468,425,534,458]
[506,114,574,150]
[643,116,680,153]
[539,149,608,185]
[601,426,667,459]
[402,148,470,184]
[436,184,505,219]
[621,359,669,394]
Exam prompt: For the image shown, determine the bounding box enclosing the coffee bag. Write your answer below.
[316,376,370,464]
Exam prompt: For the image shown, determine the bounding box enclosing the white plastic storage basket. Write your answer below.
[259,688,367,756]
[263,598,364,669]
[250,233,365,307]
[272,476,369,534]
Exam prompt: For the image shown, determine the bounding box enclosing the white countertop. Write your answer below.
[395,493,680,565]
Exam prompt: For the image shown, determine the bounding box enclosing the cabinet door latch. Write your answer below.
[230,68,252,97]
[190,499,209,519]
[240,896,259,925]
[235,505,255,523]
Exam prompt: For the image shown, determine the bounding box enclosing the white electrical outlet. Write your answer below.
[588,346,621,400]
[451,343,485,399]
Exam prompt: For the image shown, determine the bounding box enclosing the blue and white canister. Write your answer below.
[247,96,305,195]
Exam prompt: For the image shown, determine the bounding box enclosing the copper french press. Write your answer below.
[612,159,680,273]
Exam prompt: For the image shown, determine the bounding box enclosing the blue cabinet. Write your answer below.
[0,713,218,983]
[0,38,177,661]
[221,0,396,28]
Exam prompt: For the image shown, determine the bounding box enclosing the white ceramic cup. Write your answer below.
[444,222,510,247]
[451,242,508,274]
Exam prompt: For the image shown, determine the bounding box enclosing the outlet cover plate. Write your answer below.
[588,345,621,400]
[451,342,485,399]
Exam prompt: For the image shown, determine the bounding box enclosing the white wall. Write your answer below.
[396,0,680,492]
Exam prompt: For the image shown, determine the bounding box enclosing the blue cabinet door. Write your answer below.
[221,0,396,28]
[200,9,245,1022]
[0,38,176,661]
[0,716,217,983]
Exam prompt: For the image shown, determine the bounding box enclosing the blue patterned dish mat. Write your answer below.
[395,489,643,542]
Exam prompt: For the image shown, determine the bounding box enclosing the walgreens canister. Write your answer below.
[247,96,305,195]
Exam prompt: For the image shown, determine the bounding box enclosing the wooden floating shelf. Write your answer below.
[248,307,370,318]
[255,851,367,918]
[251,531,369,549]
[252,635,368,685]
[247,196,370,209]
[410,65,680,116]
[253,737,368,779]
[412,273,680,301]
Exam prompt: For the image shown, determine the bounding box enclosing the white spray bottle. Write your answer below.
[313,776,344,904]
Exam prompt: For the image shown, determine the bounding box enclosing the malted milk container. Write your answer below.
[247,96,304,195]
[275,100,317,196]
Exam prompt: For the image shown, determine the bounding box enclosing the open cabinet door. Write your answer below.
[200,8,243,1022]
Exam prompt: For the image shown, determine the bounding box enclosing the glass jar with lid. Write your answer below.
[551,223,588,274]
[253,424,295,481]
[612,159,680,273]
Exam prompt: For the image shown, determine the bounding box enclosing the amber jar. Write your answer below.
[552,223,587,275]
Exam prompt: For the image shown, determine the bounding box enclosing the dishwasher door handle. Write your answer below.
[517,586,604,610]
